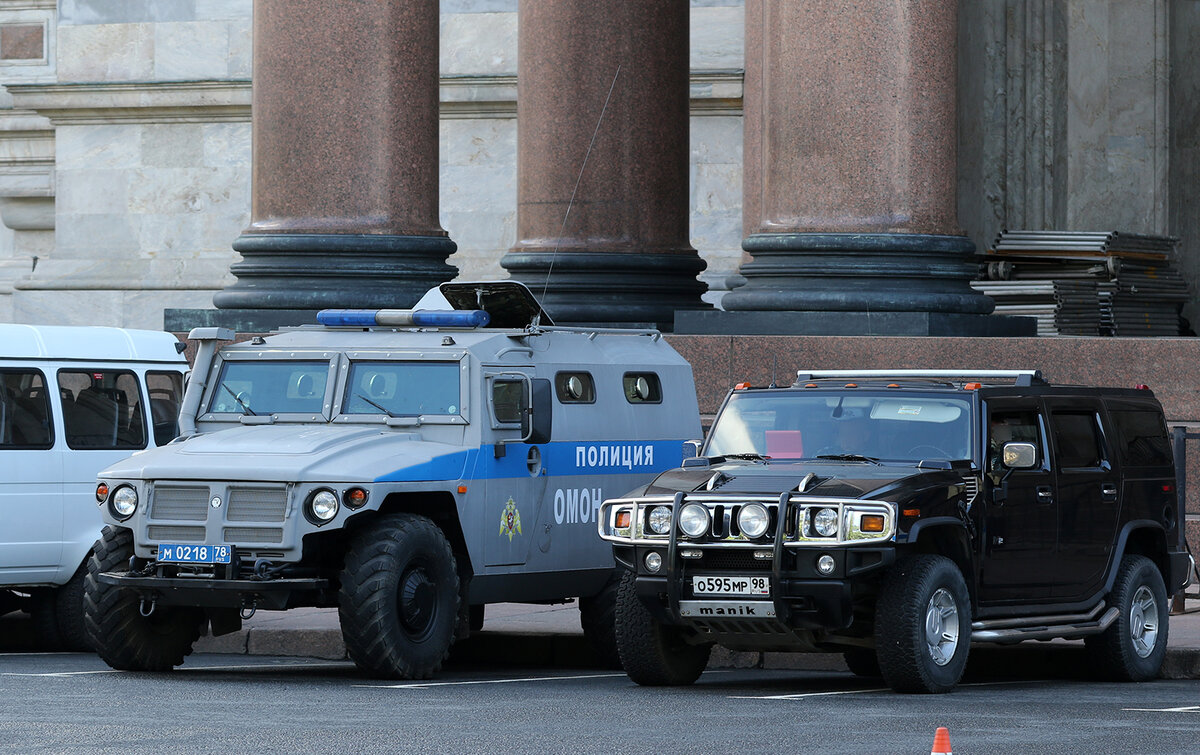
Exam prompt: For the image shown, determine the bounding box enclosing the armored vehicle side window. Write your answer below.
[1109,408,1172,467]
[147,371,184,445]
[555,372,595,404]
[1051,411,1107,469]
[343,362,460,416]
[491,379,526,424]
[209,361,328,416]
[0,369,52,449]
[988,410,1043,471]
[58,370,146,450]
[623,373,662,404]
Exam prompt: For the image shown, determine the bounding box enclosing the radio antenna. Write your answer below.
[540,65,622,308]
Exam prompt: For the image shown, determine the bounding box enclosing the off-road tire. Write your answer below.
[614,569,711,685]
[1086,554,1169,682]
[843,648,882,678]
[54,563,93,652]
[875,555,972,694]
[580,574,621,669]
[83,526,205,671]
[338,513,460,679]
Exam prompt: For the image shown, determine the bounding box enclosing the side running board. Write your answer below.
[971,602,1119,643]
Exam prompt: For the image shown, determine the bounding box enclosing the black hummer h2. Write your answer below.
[598,370,1194,693]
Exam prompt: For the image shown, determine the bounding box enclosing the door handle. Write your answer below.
[1036,485,1054,504]
[1101,483,1118,502]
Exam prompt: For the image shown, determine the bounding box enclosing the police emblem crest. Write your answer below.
[499,497,522,541]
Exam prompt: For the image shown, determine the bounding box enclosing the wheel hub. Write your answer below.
[924,588,959,666]
[398,566,437,637]
[1129,585,1159,659]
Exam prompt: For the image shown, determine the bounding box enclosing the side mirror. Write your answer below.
[526,378,552,444]
[682,440,702,459]
[1002,442,1037,469]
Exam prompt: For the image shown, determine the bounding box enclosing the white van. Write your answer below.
[0,324,187,649]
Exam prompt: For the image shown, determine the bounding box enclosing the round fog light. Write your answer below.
[679,503,710,537]
[645,551,663,573]
[817,554,836,575]
[309,490,339,523]
[111,486,138,519]
[737,503,770,538]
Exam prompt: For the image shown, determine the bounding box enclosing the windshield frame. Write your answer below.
[702,387,980,466]
[200,351,340,423]
[331,351,470,426]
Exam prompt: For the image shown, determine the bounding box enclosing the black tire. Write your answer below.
[843,648,882,678]
[1086,554,1169,682]
[83,526,205,671]
[338,513,460,679]
[29,588,63,650]
[614,569,711,686]
[580,575,621,669]
[54,563,93,652]
[875,554,972,694]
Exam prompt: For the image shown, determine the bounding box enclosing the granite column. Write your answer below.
[213,0,455,311]
[502,0,707,328]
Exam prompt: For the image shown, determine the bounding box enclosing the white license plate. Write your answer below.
[679,600,775,618]
[157,543,232,565]
[692,575,770,597]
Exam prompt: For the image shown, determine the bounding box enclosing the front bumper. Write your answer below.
[98,571,330,610]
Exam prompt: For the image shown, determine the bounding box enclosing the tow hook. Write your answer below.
[139,596,156,617]
[240,598,258,620]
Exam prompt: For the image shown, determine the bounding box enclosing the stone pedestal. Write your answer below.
[213,0,455,311]
[501,0,707,328]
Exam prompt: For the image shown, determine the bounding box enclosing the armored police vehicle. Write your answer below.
[1,325,186,650]
[85,282,701,678]
[600,369,1192,693]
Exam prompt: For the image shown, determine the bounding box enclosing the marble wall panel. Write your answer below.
[154,21,240,80]
[195,0,252,22]
[55,125,142,171]
[55,168,127,215]
[59,1,196,26]
[690,5,743,69]
[439,12,515,75]
[57,23,154,81]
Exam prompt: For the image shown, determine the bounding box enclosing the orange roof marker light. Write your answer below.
[964,382,981,390]
[734,382,752,390]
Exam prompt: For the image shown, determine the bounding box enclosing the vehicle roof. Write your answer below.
[0,324,186,363]
[742,380,1159,403]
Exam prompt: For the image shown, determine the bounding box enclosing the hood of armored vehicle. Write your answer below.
[98,425,473,483]
[646,459,964,501]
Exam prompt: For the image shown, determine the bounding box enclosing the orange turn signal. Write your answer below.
[860,514,885,533]
[458,485,468,494]
[95,482,109,503]
[615,511,632,529]
[343,487,369,509]
[902,508,921,518]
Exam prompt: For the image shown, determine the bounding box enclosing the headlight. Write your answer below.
[813,507,839,537]
[737,503,770,538]
[307,489,340,525]
[111,486,138,520]
[678,503,710,537]
[647,505,672,535]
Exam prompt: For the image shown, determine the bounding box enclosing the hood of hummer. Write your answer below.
[645,458,964,501]
[98,424,473,483]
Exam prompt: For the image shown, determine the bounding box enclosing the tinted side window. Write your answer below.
[1051,411,1106,468]
[0,369,53,449]
[554,372,595,404]
[147,371,185,445]
[1110,409,1172,467]
[988,409,1043,471]
[492,379,526,424]
[59,369,146,450]
[623,372,662,404]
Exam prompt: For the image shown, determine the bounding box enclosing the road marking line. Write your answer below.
[359,672,628,689]
[1,661,351,678]
[1123,706,1200,713]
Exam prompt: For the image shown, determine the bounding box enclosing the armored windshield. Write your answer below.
[343,362,461,417]
[208,361,329,416]
[705,391,972,463]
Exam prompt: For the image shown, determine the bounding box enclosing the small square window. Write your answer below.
[623,372,661,404]
[555,372,595,404]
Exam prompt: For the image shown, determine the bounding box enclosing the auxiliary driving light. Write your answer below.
[678,503,710,537]
[648,505,672,535]
[307,490,340,525]
[817,554,836,575]
[645,551,663,573]
[111,486,138,520]
[738,503,770,538]
[813,507,839,537]
[95,482,109,504]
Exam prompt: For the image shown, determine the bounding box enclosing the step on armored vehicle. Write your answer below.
[600,370,1193,693]
[85,282,701,678]
[1,325,186,650]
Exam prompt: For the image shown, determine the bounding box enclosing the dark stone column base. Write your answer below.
[213,233,457,310]
[724,233,994,315]
[673,310,1036,337]
[500,251,710,329]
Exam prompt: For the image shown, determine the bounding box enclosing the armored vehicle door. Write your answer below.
[1046,398,1120,601]
[980,398,1058,603]
[481,369,550,567]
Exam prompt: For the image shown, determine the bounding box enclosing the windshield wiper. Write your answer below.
[815,454,881,464]
[220,384,256,416]
[723,453,770,461]
[355,393,398,418]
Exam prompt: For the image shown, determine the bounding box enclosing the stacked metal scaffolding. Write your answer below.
[972,231,1189,337]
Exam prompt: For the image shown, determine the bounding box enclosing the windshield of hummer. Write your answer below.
[342,361,461,417]
[208,360,329,416]
[705,391,972,463]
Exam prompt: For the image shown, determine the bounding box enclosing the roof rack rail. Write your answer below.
[792,369,1046,387]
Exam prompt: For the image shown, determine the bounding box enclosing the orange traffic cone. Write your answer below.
[930,727,952,755]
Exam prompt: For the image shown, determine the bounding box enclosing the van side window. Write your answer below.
[1051,411,1106,469]
[1110,409,1172,467]
[623,372,662,404]
[554,372,595,404]
[58,370,146,450]
[147,371,185,445]
[0,369,53,449]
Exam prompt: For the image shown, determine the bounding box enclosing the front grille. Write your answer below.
[150,486,209,521]
[223,527,284,544]
[147,525,206,542]
[696,550,775,571]
[227,486,288,522]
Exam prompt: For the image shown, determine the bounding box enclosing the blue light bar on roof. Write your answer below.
[316,309,490,328]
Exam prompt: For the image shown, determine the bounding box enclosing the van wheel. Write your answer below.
[339,514,460,679]
[54,564,93,652]
[614,569,711,685]
[83,526,205,671]
[843,648,882,678]
[875,555,972,694]
[580,575,621,669]
[1086,554,1169,681]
